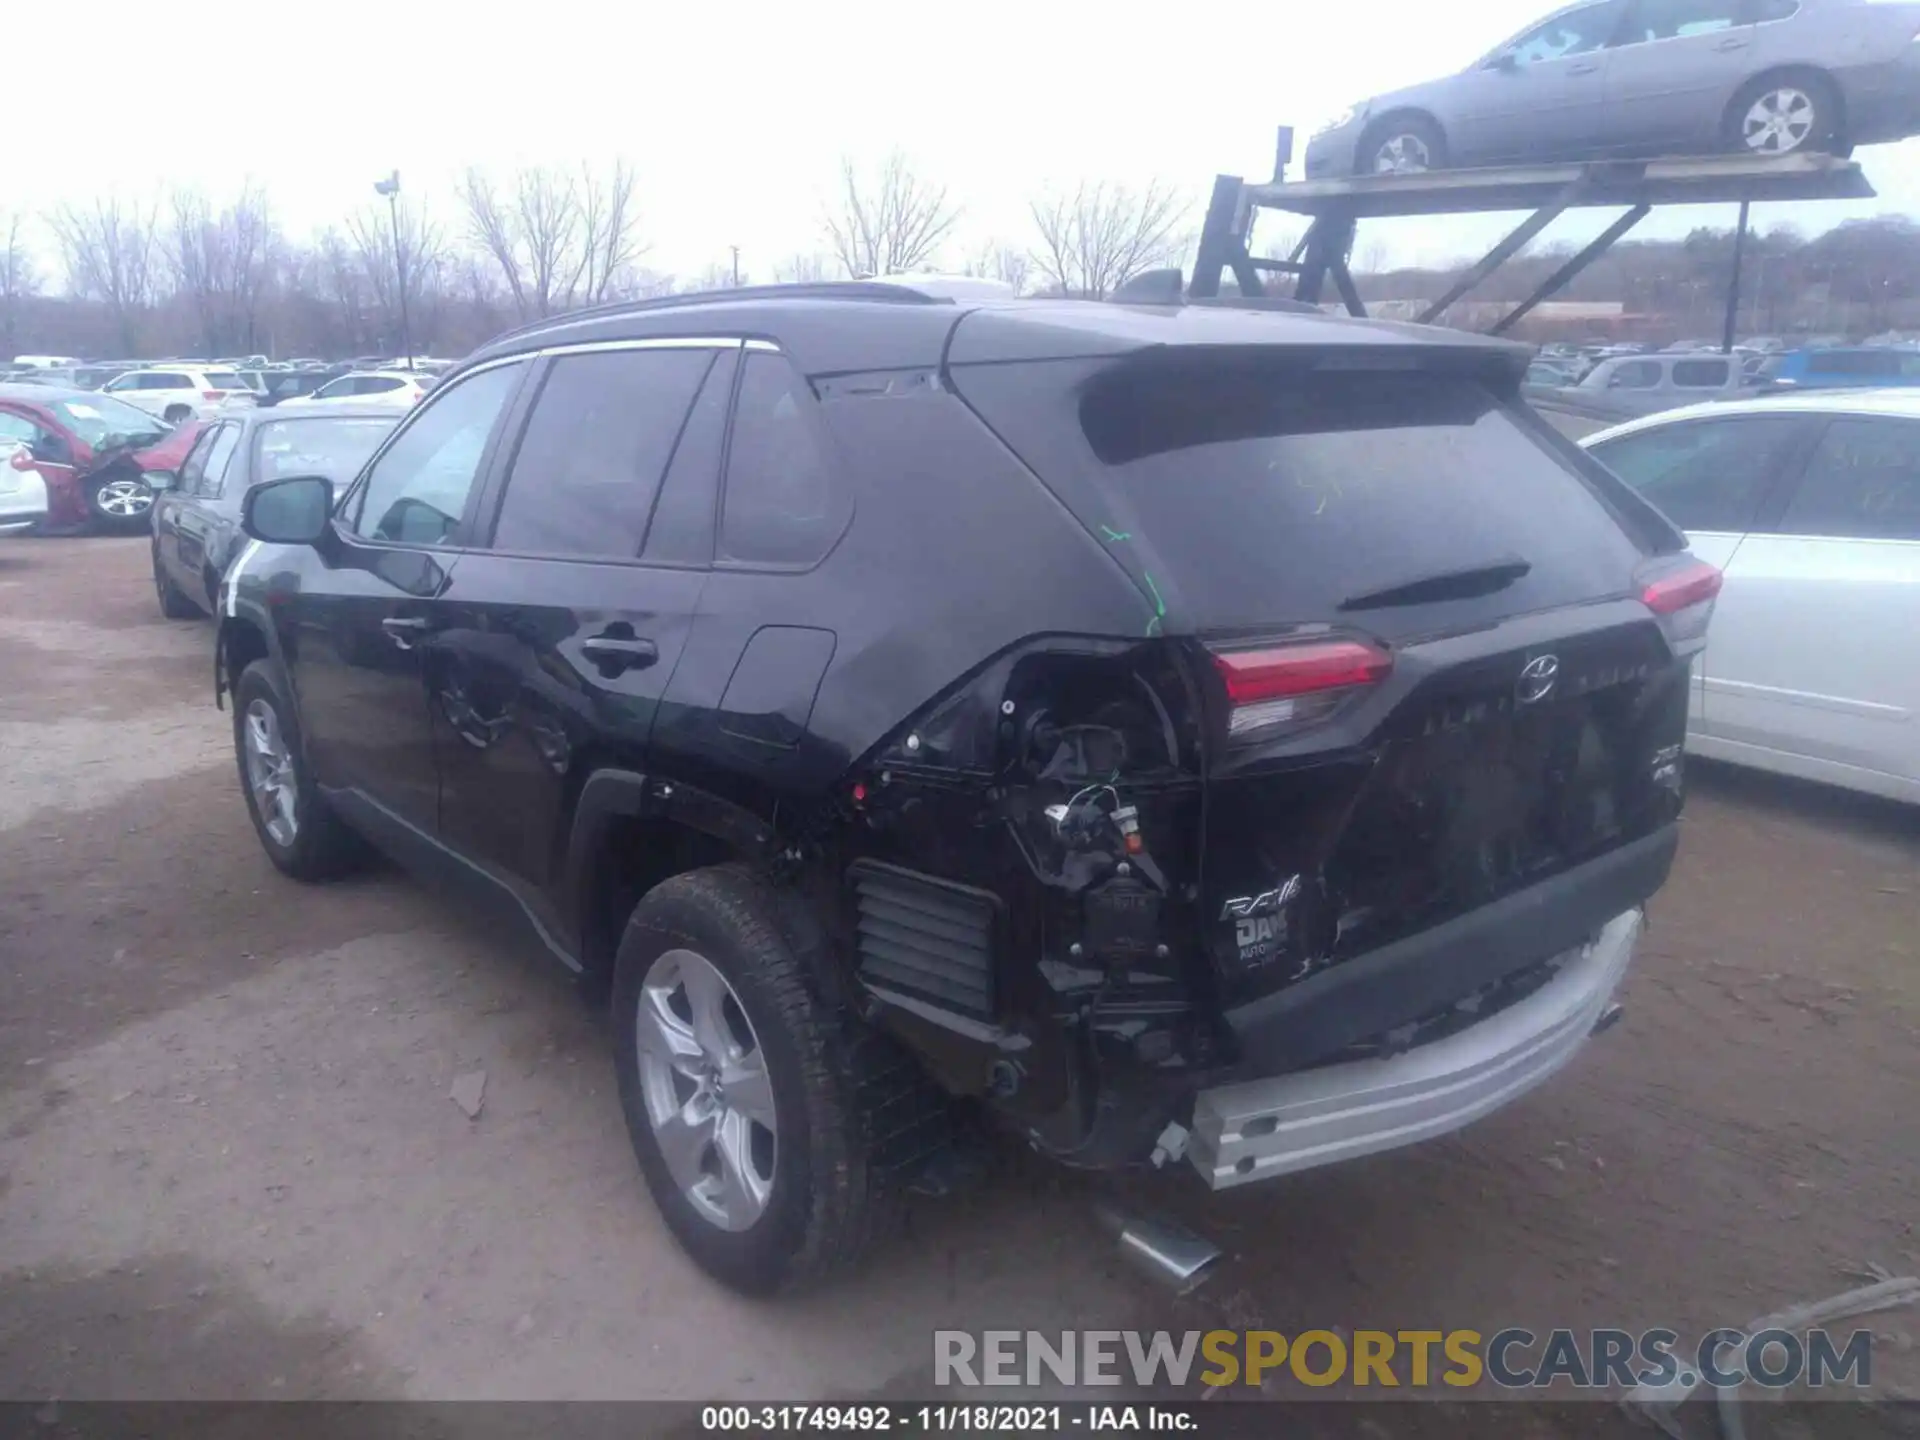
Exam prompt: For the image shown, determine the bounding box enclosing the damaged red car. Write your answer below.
[0,384,202,533]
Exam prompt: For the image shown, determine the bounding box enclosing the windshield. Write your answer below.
[46,394,168,448]
[255,416,399,489]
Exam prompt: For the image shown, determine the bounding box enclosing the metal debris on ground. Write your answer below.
[449,1069,486,1119]
[1622,1270,1920,1440]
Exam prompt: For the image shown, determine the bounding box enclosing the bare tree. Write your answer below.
[577,159,644,304]
[773,253,836,284]
[345,197,446,354]
[962,242,1031,294]
[823,154,960,277]
[460,161,643,321]
[0,210,38,353]
[1028,180,1187,300]
[167,183,278,354]
[46,196,160,352]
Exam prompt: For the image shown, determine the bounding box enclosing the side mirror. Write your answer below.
[8,447,35,472]
[143,468,178,491]
[1486,51,1518,71]
[243,474,333,545]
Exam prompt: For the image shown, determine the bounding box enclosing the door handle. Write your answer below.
[1567,61,1599,74]
[381,615,431,650]
[581,634,659,675]
[1715,36,1749,50]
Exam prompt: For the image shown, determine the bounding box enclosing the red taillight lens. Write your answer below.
[1212,639,1391,740]
[1641,561,1722,615]
[1638,557,1722,660]
[202,390,222,401]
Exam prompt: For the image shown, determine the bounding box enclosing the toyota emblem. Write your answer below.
[1516,654,1559,705]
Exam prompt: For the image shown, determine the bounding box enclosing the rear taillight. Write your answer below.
[202,390,222,401]
[1638,557,1722,660]
[1211,638,1391,740]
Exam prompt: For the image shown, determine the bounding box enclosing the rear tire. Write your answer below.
[153,552,199,618]
[611,864,942,1295]
[1724,71,1841,158]
[163,404,193,425]
[1357,115,1448,175]
[232,659,365,881]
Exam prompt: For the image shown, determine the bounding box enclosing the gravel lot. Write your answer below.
[1,537,1915,1406]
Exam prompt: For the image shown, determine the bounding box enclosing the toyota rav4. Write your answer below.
[213,280,1717,1294]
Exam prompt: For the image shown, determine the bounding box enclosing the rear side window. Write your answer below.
[956,357,1650,636]
[203,371,244,391]
[719,350,848,568]
[1588,415,1803,533]
[1671,358,1730,388]
[1778,418,1920,541]
[150,372,190,389]
[492,347,713,559]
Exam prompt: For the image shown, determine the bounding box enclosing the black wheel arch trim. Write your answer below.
[562,768,781,969]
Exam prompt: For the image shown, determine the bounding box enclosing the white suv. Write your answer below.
[295,370,430,406]
[102,367,256,424]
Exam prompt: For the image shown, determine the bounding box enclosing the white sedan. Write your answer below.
[291,370,430,406]
[1582,390,1920,805]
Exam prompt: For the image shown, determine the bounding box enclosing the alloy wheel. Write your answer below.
[634,947,778,1232]
[243,698,299,847]
[95,478,153,519]
[1373,134,1433,174]
[1742,87,1815,155]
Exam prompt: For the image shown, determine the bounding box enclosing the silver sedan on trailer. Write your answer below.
[1306,0,1920,177]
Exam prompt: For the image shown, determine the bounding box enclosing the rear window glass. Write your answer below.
[256,416,399,489]
[955,359,1649,636]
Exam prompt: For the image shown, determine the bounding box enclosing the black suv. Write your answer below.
[215,280,1718,1294]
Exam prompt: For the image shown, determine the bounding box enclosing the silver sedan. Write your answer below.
[1306,0,1920,178]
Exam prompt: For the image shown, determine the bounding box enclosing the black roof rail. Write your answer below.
[483,280,949,349]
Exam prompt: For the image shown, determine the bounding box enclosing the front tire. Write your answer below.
[1725,71,1841,158]
[86,473,154,534]
[232,659,365,881]
[1357,115,1448,175]
[612,865,937,1295]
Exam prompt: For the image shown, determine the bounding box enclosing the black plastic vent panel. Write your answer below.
[849,862,996,1020]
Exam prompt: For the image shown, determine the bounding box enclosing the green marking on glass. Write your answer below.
[1141,572,1166,636]
[1100,525,1132,542]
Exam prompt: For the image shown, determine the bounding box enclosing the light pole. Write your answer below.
[373,170,413,369]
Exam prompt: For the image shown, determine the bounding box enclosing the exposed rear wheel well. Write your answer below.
[579,815,742,1001]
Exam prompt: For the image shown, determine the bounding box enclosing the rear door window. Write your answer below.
[1777,418,1920,542]
[954,356,1652,637]
[490,347,714,559]
[1587,414,1805,533]
[718,350,849,568]
[1607,360,1663,390]
[195,423,243,498]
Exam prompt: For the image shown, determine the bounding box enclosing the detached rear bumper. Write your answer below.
[1188,907,1640,1189]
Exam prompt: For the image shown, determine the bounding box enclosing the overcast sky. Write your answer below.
[11,1,1918,283]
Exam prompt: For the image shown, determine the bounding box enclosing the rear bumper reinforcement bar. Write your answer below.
[1188,907,1640,1190]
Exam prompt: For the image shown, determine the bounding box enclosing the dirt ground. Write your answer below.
[1,537,1915,1410]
